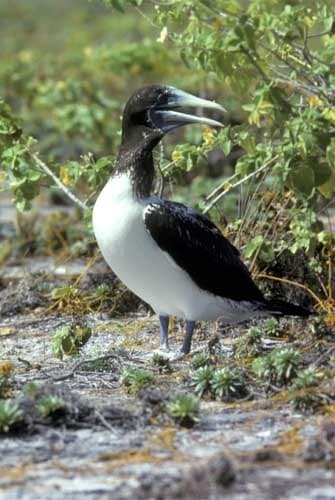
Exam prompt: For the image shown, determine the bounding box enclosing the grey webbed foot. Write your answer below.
[181,320,196,354]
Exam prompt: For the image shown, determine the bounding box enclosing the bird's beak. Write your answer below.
[150,87,226,132]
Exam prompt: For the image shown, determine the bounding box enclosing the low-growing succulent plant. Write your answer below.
[253,347,301,385]
[289,368,327,412]
[95,284,110,299]
[252,356,272,380]
[152,354,172,373]
[37,395,66,418]
[210,367,247,401]
[120,366,154,394]
[191,353,210,369]
[235,326,262,358]
[271,347,300,383]
[166,393,199,427]
[263,318,281,337]
[23,381,40,397]
[0,400,23,432]
[191,366,214,397]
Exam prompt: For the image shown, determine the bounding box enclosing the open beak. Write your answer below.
[150,87,226,132]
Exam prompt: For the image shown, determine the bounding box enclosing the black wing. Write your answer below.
[144,199,264,302]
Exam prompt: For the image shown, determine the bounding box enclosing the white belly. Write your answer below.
[92,174,255,322]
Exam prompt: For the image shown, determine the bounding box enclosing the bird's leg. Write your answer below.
[159,315,170,350]
[181,320,196,354]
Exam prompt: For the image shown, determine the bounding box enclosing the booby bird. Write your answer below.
[93,85,309,354]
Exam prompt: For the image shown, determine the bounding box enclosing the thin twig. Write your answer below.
[29,151,87,211]
[313,346,335,368]
[162,159,177,172]
[235,166,271,245]
[17,358,34,368]
[307,30,331,39]
[202,155,279,215]
[240,45,269,82]
[52,353,120,382]
[205,170,240,202]
[94,409,116,432]
[257,273,324,310]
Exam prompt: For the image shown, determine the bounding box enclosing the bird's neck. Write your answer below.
[114,127,162,199]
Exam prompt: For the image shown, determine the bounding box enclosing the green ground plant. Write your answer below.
[166,393,200,427]
[191,360,249,401]
[37,395,66,419]
[289,368,322,412]
[0,401,23,433]
[120,366,154,393]
[22,382,40,397]
[191,353,211,369]
[191,365,215,397]
[235,326,263,358]
[210,367,248,401]
[253,346,301,385]
[263,318,281,337]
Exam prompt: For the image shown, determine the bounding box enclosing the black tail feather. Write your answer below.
[264,299,311,317]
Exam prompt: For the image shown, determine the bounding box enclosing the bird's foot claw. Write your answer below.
[153,349,184,361]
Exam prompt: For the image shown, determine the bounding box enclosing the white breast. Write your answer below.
[92,173,256,322]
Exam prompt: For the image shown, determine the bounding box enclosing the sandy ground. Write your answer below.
[0,254,334,500]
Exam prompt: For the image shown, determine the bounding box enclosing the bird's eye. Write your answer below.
[131,110,150,126]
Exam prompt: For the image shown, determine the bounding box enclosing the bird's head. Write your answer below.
[121,84,225,143]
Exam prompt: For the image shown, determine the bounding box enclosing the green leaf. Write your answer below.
[105,0,125,12]
[61,335,75,355]
[326,138,335,168]
[244,235,264,259]
[318,170,335,198]
[312,162,332,187]
[324,14,334,32]
[186,155,193,172]
[222,139,232,156]
[239,134,256,155]
[290,165,315,196]
[259,241,275,263]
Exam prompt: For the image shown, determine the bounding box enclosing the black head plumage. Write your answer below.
[115,84,225,197]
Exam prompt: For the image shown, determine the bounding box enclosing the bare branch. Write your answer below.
[52,353,120,381]
[307,30,331,39]
[240,45,269,82]
[202,155,279,215]
[29,151,87,211]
